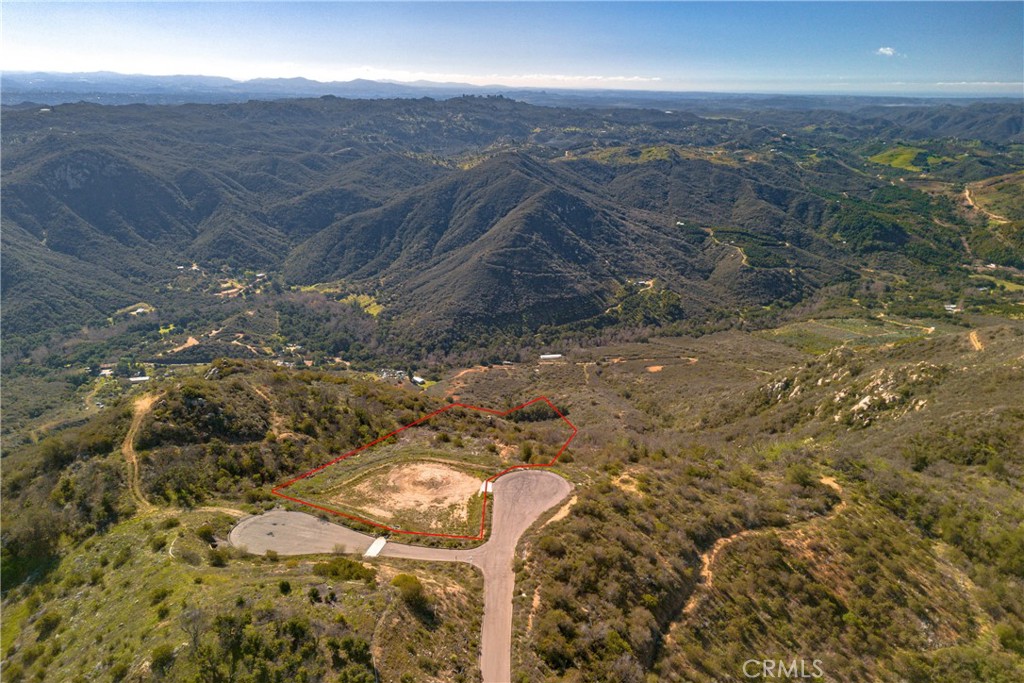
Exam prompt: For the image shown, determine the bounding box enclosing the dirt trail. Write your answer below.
[682,530,758,615]
[577,362,596,383]
[65,389,230,519]
[123,394,159,512]
[705,227,749,266]
[30,415,82,443]
[964,186,1009,223]
[249,383,306,441]
[969,330,985,352]
[680,475,846,617]
[195,506,248,518]
[876,315,935,335]
[83,380,105,409]
[445,365,513,399]
[169,336,200,353]
[542,494,577,528]
[526,587,543,633]
[819,476,847,512]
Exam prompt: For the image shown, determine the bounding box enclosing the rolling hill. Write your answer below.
[1,95,1021,364]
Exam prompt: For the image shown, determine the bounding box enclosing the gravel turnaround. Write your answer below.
[230,469,572,683]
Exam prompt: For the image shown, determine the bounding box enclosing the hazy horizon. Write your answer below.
[3,2,1022,98]
[5,68,1024,101]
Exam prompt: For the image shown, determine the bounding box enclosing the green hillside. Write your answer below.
[4,320,1023,681]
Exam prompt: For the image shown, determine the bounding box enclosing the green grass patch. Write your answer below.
[976,302,1024,319]
[339,294,383,316]
[869,145,927,172]
[112,301,155,316]
[971,274,1024,292]
[297,279,347,294]
[926,154,955,166]
[1,597,32,653]
[293,285,383,315]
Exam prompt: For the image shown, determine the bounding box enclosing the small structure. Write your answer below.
[99,368,114,377]
[128,375,151,383]
[539,354,563,361]
[412,375,426,385]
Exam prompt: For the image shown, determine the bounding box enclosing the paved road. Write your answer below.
[230,469,571,683]
[229,510,377,555]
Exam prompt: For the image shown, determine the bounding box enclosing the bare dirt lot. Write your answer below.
[344,461,483,526]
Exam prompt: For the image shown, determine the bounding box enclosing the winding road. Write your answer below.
[230,469,571,683]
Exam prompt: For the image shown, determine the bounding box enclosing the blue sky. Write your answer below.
[3,2,1022,96]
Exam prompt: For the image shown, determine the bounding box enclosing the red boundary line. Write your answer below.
[271,396,577,540]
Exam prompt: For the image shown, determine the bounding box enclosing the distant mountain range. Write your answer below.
[5,70,1021,116]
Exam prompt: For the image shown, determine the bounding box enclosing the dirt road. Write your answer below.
[123,394,158,512]
[230,469,571,683]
